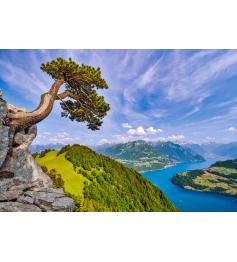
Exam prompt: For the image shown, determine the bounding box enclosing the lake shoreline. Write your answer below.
[172,179,237,198]
[140,160,205,174]
[141,159,237,212]
[172,159,237,198]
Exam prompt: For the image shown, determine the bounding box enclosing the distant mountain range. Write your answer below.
[184,142,237,159]
[96,140,204,171]
[30,143,63,153]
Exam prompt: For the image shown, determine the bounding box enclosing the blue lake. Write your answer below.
[142,159,237,212]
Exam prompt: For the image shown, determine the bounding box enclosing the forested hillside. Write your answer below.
[172,159,237,196]
[34,144,178,212]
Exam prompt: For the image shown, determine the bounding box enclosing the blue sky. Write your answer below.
[1,49,237,145]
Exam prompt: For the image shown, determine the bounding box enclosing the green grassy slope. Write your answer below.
[35,145,178,212]
[172,159,237,196]
[36,151,86,197]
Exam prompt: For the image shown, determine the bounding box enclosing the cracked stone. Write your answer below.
[0,202,41,212]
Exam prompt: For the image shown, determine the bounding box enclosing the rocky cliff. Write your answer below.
[0,97,74,211]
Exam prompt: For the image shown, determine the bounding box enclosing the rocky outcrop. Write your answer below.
[0,178,74,211]
[0,97,74,212]
[0,98,10,167]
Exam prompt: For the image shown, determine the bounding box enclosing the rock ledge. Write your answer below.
[0,97,74,212]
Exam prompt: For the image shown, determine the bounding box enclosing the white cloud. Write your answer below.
[43,131,51,135]
[121,123,132,129]
[128,126,163,136]
[98,138,109,145]
[33,131,79,145]
[156,137,167,142]
[167,135,185,142]
[47,132,79,145]
[203,136,216,143]
[146,126,163,134]
[226,126,236,132]
[111,134,133,144]
[117,136,131,143]
[98,133,185,145]
[128,126,146,136]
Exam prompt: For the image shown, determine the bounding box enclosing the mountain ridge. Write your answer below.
[30,143,64,153]
[96,140,205,171]
[184,142,237,159]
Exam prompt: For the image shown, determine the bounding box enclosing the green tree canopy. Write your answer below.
[7,57,110,131]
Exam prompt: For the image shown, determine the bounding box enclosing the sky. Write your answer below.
[1,49,237,146]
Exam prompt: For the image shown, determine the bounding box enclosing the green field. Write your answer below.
[36,151,86,197]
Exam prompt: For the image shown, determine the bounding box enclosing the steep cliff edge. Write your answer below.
[0,97,74,211]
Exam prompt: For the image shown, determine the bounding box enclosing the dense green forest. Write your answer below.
[172,159,237,196]
[35,144,178,212]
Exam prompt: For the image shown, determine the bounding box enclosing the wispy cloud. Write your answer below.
[0,59,48,100]
[127,50,237,105]
[164,50,237,102]
[226,126,236,132]
[121,123,132,129]
[137,58,162,87]
[34,131,80,145]
[2,49,237,145]
[182,106,200,119]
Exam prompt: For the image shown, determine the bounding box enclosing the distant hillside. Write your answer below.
[184,142,237,159]
[34,145,178,212]
[202,142,237,158]
[30,143,64,153]
[183,143,206,156]
[96,140,205,171]
[172,159,237,196]
[153,141,204,162]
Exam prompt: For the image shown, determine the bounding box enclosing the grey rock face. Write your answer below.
[18,195,34,205]
[0,178,74,212]
[0,98,74,212]
[0,98,10,167]
[0,190,23,201]
[52,196,74,211]
[0,202,41,212]
[1,124,52,186]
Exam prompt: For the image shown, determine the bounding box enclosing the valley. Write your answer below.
[96,140,204,171]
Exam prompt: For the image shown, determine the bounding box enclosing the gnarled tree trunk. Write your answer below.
[6,78,64,130]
